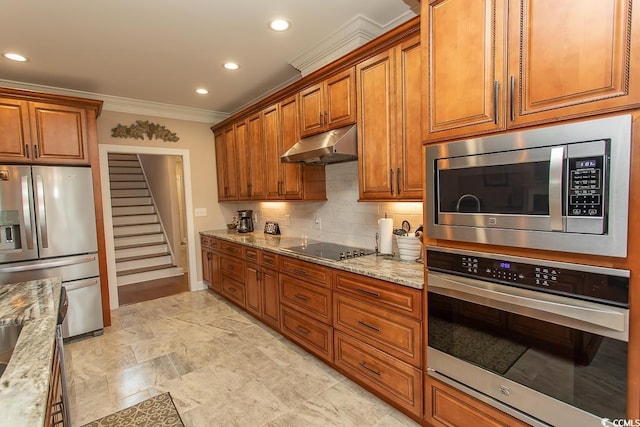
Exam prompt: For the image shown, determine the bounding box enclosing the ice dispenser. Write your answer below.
[0,211,21,251]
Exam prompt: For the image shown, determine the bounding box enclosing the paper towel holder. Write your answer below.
[375,232,394,258]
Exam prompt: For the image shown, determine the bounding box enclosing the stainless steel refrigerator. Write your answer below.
[0,165,103,338]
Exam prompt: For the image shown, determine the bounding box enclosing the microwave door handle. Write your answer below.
[21,175,34,250]
[428,271,628,338]
[549,146,565,231]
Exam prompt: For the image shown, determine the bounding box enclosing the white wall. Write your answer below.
[220,161,423,249]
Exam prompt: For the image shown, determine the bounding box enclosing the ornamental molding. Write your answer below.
[111,120,179,142]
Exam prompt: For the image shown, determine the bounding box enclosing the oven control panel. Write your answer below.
[428,249,628,307]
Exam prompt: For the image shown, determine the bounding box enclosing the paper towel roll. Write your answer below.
[378,218,393,254]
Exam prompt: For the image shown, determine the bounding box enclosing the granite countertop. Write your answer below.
[201,230,424,290]
[0,277,62,427]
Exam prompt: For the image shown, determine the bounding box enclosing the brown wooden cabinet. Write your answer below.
[299,67,356,138]
[281,304,333,363]
[0,98,93,164]
[422,0,640,143]
[357,35,422,200]
[214,126,239,201]
[234,119,251,199]
[425,375,530,427]
[244,248,280,330]
[45,329,68,427]
[247,112,266,199]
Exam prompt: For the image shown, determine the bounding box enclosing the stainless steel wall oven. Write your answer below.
[425,114,632,257]
[427,246,629,427]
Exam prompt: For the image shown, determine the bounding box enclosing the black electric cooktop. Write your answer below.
[284,242,375,261]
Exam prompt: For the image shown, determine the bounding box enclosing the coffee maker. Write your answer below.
[236,210,254,233]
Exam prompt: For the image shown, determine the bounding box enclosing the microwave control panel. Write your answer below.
[568,156,604,217]
[427,249,628,307]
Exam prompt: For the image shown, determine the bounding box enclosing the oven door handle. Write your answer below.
[428,271,628,340]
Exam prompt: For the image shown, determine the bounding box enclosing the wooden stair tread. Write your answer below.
[116,252,171,263]
[115,242,166,250]
[113,231,165,238]
[116,263,176,276]
[113,221,160,226]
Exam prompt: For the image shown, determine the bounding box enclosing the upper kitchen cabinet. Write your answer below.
[0,91,101,164]
[247,112,266,199]
[214,126,239,201]
[234,119,251,200]
[357,35,422,201]
[264,96,326,201]
[422,0,640,143]
[299,68,356,138]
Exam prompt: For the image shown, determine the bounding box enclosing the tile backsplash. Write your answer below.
[220,162,423,249]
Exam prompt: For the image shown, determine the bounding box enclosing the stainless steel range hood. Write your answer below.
[280,124,357,165]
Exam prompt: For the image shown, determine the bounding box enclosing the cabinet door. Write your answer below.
[279,95,303,199]
[299,83,324,137]
[202,248,212,286]
[262,267,280,330]
[245,263,262,317]
[357,49,395,200]
[247,112,266,199]
[263,103,282,199]
[222,126,239,200]
[210,251,221,293]
[508,0,640,127]
[325,67,356,130]
[29,102,90,164]
[395,36,423,200]
[0,98,31,162]
[235,120,251,199]
[422,0,507,142]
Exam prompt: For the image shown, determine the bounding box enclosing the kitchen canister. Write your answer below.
[396,235,422,261]
[378,217,393,254]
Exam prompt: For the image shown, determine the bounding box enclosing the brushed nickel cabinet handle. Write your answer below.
[295,325,310,335]
[396,168,401,195]
[292,268,307,276]
[358,320,381,333]
[359,362,381,376]
[319,112,323,127]
[294,293,309,302]
[389,169,394,195]
[34,144,39,158]
[510,75,515,121]
[24,144,29,159]
[494,80,499,124]
[356,288,381,298]
[324,111,328,126]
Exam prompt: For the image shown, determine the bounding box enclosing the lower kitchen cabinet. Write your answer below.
[221,275,246,308]
[334,331,422,418]
[261,266,279,330]
[280,273,332,324]
[45,327,69,426]
[425,376,530,427]
[281,305,333,363]
[244,249,281,331]
[201,235,221,293]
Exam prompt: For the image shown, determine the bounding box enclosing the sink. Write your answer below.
[0,324,23,378]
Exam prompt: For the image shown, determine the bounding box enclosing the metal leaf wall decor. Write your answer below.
[111,120,180,142]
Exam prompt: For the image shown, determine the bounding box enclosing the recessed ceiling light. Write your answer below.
[3,52,28,62]
[223,62,239,71]
[269,19,290,32]
[196,88,209,95]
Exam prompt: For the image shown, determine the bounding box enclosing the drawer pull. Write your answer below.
[356,288,381,298]
[359,362,381,376]
[228,287,236,293]
[295,325,310,335]
[358,320,381,333]
[294,293,309,302]
[292,268,307,276]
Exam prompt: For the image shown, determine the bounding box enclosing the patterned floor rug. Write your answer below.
[81,392,184,427]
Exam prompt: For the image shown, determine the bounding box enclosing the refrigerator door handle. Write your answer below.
[63,278,98,291]
[0,254,97,273]
[35,175,49,248]
[21,175,34,250]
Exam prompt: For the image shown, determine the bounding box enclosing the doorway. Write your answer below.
[99,144,199,310]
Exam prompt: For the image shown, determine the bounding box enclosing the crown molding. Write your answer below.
[289,10,417,77]
[0,79,228,124]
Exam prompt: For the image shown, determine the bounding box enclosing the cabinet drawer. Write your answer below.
[425,376,530,427]
[334,271,422,319]
[244,247,260,264]
[334,331,422,417]
[280,256,331,287]
[219,240,243,257]
[333,294,421,367]
[220,256,244,282]
[222,276,246,308]
[281,306,333,363]
[200,234,211,249]
[280,274,332,324]
[261,251,279,269]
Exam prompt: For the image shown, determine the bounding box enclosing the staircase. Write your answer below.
[108,153,183,286]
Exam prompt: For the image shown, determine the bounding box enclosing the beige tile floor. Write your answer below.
[65,290,421,426]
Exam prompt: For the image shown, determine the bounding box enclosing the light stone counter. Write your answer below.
[201,230,424,290]
[0,277,62,427]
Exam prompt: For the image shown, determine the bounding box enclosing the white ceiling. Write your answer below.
[0,1,418,121]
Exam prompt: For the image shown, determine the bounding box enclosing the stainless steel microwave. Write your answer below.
[426,115,632,257]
